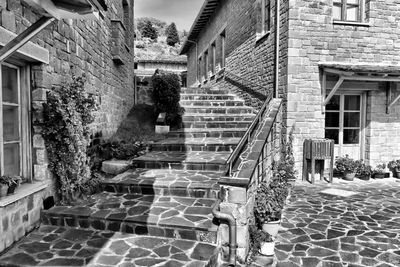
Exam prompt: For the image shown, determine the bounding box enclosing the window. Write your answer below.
[333,0,365,22]
[198,57,202,83]
[220,31,226,69]
[0,63,30,180]
[122,0,133,48]
[211,42,216,76]
[256,0,271,38]
[204,51,209,81]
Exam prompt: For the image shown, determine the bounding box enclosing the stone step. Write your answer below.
[41,192,219,244]
[150,137,240,152]
[184,106,254,114]
[181,88,229,94]
[168,128,248,138]
[182,113,255,122]
[101,169,221,198]
[0,225,219,267]
[181,94,237,101]
[132,151,230,172]
[182,121,252,129]
[180,100,245,107]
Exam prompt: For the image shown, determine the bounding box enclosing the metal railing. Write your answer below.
[224,70,273,177]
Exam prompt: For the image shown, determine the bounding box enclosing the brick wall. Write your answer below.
[0,0,135,253]
[287,0,400,168]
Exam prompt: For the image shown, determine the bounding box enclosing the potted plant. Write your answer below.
[0,176,9,198]
[335,155,357,181]
[248,225,275,260]
[388,159,400,178]
[356,160,372,181]
[6,176,22,195]
[373,163,387,179]
[254,177,289,237]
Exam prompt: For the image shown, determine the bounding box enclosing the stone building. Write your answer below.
[0,0,135,253]
[181,0,400,170]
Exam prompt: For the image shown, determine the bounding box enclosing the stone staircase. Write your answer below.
[0,86,256,267]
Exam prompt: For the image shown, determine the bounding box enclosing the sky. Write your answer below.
[135,0,205,31]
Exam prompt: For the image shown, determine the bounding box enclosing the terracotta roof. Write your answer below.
[319,62,400,74]
[180,0,220,54]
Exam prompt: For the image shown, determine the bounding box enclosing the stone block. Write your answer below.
[34,164,48,181]
[236,225,249,248]
[227,186,247,204]
[0,9,16,32]
[101,160,130,175]
[32,89,48,101]
[32,135,45,149]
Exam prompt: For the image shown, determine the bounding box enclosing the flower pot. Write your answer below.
[343,172,355,181]
[259,241,275,256]
[262,220,281,237]
[358,175,371,181]
[7,184,18,195]
[394,168,400,179]
[0,184,9,197]
[374,173,385,179]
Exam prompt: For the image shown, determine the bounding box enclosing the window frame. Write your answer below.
[256,0,271,40]
[0,63,31,181]
[333,0,366,23]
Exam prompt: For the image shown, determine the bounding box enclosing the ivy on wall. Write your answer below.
[42,75,99,204]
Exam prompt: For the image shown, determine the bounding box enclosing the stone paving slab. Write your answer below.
[273,178,400,267]
[0,226,219,267]
[42,192,219,241]
[102,169,221,198]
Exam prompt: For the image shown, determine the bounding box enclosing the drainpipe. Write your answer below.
[274,0,281,98]
[212,199,237,266]
[186,39,199,86]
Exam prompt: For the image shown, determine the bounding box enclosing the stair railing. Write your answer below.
[224,70,273,177]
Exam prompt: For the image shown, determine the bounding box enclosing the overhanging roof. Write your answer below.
[180,0,220,55]
[320,62,400,76]
[24,0,99,19]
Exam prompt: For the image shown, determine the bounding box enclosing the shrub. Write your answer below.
[388,159,400,172]
[151,70,184,127]
[373,163,386,174]
[356,160,372,177]
[141,20,158,40]
[335,155,358,173]
[42,75,99,204]
[166,22,180,46]
[247,225,273,263]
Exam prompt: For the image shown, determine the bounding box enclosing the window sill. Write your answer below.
[333,20,370,27]
[0,180,51,208]
[255,31,271,44]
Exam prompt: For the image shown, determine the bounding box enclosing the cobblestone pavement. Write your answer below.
[273,178,400,267]
[0,225,218,266]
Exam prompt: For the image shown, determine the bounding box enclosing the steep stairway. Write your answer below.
[0,86,256,267]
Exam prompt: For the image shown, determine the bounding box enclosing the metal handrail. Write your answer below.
[224,70,273,177]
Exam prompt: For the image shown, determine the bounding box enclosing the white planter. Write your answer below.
[262,220,281,237]
[259,241,275,256]
[155,125,170,134]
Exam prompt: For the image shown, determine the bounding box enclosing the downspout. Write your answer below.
[212,199,237,266]
[186,39,199,85]
[274,0,280,98]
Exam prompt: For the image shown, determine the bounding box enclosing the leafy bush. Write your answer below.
[42,75,99,204]
[152,70,184,127]
[88,138,145,171]
[335,155,358,173]
[388,159,400,171]
[141,20,158,40]
[356,160,372,177]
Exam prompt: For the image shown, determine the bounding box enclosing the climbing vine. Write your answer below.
[42,75,99,204]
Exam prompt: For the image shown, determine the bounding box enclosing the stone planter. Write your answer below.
[343,172,355,181]
[259,241,275,256]
[373,173,386,179]
[0,184,9,198]
[393,168,400,179]
[262,220,281,237]
[358,175,371,181]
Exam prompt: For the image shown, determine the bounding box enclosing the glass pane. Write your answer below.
[326,95,340,110]
[3,105,20,142]
[255,0,263,34]
[326,112,340,127]
[3,143,20,176]
[333,5,342,20]
[344,112,360,127]
[347,0,359,4]
[346,5,359,21]
[344,129,359,144]
[344,95,361,110]
[2,65,19,104]
[325,129,339,144]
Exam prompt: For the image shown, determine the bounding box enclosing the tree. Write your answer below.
[166,22,180,46]
[141,20,158,40]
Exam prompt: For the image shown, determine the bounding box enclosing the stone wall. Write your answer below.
[287,0,400,168]
[136,76,154,105]
[0,0,135,253]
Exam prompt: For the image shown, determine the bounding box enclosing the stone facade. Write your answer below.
[184,0,400,170]
[0,0,135,253]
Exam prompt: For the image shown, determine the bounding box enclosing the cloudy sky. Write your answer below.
[135,0,204,31]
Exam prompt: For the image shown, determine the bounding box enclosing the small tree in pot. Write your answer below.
[247,225,274,262]
[335,155,357,181]
[388,159,400,178]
